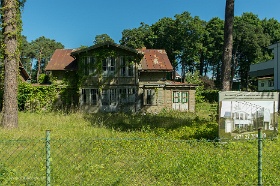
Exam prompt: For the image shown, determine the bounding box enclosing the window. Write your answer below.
[128,64,134,76]
[260,82,264,87]
[83,57,95,76]
[119,56,134,77]
[82,89,87,104]
[90,89,98,105]
[239,113,244,120]
[146,89,155,105]
[120,57,126,77]
[128,88,136,103]
[268,80,274,87]
[173,91,189,103]
[235,113,239,119]
[103,57,116,76]
[181,92,188,103]
[119,87,136,103]
[81,89,98,105]
[84,57,89,76]
[101,89,109,105]
[173,91,180,103]
[110,89,117,105]
[89,57,95,75]
[101,89,118,106]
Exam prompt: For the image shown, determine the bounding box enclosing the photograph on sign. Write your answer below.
[219,91,278,140]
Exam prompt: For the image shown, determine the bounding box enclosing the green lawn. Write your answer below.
[0,106,279,185]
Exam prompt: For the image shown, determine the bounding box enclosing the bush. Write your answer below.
[18,82,58,112]
[202,90,219,103]
[38,74,51,84]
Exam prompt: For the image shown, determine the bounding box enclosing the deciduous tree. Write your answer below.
[28,36,64,83]
[94,34,114,44]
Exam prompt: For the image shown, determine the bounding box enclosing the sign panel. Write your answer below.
[219,91,279,140]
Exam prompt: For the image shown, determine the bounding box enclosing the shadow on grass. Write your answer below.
[83,110,219,140]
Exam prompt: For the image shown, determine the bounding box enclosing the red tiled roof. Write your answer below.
[138,48,173,71]
[45,49,76,71]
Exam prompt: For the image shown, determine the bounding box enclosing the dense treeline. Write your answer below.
[2,11,280,89]
[120,12,280,90]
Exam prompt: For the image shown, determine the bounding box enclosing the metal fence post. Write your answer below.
[46,130,51,186]
[258,128,263,186]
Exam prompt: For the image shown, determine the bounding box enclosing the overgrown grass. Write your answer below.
[0,104,279,185]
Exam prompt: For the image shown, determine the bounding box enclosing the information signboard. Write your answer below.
[219,91,279,140]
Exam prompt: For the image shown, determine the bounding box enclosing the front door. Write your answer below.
[172,91,188,111]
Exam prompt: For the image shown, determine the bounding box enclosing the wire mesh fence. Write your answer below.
[1,130,280,185]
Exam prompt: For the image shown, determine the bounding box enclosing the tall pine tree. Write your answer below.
[1,0,24,128]
[222,0,234,91]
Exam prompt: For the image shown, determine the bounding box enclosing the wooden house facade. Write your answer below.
[46,42,196,113]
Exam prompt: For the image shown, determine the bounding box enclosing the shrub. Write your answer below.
[18,82,58,112]
[202,90,219,103]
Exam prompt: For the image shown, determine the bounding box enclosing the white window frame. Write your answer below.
[103,57,116,76]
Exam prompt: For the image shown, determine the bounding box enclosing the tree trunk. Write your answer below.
[1,0,19,128]
[36,48,42,83]
[221,0,234,91]
[199,52,204,76]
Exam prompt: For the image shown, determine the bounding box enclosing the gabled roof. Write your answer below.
[45,49,76,71]
[138,48,173,72]
[71,41,139,56]
[46,43,174,72]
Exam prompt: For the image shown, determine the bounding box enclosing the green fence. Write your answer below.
[0,129,278,185]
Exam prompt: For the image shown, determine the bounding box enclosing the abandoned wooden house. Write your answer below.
[45,42,196,113]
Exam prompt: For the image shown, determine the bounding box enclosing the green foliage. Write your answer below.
[18,82,58,112]
[0,112,279,185]
[202,89,219,103]
[120,22,154,49]
[84,109,218,140]
[38,73,50,84]
[185,71,205,103]
[93,34,114,44]
[28,36,64,82]
[233,13,271,89]
[59,71,79,112]
[0,163,16,185]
